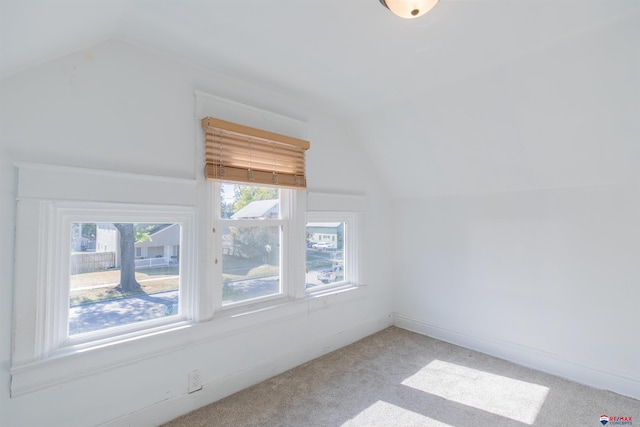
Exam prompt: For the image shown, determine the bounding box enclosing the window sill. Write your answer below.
[215,295,297,319]
[306,282,361,299]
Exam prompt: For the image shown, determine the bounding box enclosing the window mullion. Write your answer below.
[289,190,307,299]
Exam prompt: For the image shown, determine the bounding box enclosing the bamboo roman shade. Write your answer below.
[202,117,310,189]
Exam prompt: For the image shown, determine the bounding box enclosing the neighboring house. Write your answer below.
[307,222,343,249]
[70,223,119,273]
[70,223,118,253]
[231,199,279,219]
[87,223,180,269]
[135,223,180,267]
[95,223,119,253]
[70,233,95,252]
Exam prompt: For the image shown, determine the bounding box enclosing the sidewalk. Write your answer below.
[69,290,178,336]
[69,271,322,336]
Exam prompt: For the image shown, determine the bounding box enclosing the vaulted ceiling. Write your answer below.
[1,0,635,116]
[2,0,639,197]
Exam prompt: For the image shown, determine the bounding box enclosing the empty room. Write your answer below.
[0,0,638,426]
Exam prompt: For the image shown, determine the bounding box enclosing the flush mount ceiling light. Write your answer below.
[379,0,439,19]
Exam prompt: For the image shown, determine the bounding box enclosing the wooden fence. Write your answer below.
[71,252,116,274]
[134,257,169,269]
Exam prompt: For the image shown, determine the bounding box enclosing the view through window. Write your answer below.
[219,183,283,305]
[69,222,181,336]
[306,222,346,289]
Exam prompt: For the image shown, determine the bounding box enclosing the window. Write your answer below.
[15,199,195,359]
[202,116,310,309]
[69,222,182,336]
[306,222,345,288]
[213,182,301,307]
[305,212,361,293]
[10,162,203,397]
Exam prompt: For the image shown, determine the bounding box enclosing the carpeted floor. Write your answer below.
[163,327,639,427]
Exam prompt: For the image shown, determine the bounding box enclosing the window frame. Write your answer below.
[210,181,306,312]
[33,201,197,357]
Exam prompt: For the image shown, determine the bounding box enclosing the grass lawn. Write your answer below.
[71,259,285,306]
[223,264,279,283]
[221,255,279,283]
[70,266,179,306]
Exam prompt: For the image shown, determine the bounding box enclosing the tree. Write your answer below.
[71,223,97,251]
[113,223,143,294]
[231,226,278,261]
[81,223,96,240]
[228,185,280,262]
[134,224,154,243]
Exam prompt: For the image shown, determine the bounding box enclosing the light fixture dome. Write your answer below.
[379,0,439,19]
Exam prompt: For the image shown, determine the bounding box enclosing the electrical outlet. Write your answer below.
[188,369,202,393]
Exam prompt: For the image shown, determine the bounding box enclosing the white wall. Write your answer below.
[379,14,640,398]
[0,40,393,426]
[393,186,640,398]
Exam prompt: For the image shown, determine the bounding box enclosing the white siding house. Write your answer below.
[134,224,180,267]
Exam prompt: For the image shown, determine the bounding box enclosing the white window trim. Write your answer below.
[49,202,196,351]
[11,163,201,397]
[14,198,197,362]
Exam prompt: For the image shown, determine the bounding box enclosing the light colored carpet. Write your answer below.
[163,327,639,426]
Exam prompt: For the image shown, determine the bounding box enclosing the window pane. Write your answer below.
[69,223,180,336]
[222,225,281,305]
[306,222,345,289]
[220,183,280,219]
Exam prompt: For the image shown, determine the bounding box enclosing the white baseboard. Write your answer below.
[393,314,640,400]
[101,314,393,427]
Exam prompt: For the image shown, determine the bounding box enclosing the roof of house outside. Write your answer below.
[231,199,279,219]
[148,223,175,236]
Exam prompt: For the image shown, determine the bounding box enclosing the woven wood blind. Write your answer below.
[202,117,310,189]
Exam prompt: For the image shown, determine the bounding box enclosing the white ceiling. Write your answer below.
[2,0,637,117]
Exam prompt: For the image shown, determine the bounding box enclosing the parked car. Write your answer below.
[317,264,344,283]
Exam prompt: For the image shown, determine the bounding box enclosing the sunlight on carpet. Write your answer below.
[401,360,549,425]
[343,400,454,427]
